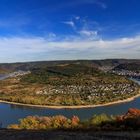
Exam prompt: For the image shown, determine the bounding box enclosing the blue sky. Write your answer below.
[0,0,140,62]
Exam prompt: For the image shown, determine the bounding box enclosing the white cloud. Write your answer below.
[48,32,56,38]
[61,17,100,41]
[0,34,140,62]
[62,21,75,28]
[75,16,80,20]
[0,35,139,51]
[79,30,98,37]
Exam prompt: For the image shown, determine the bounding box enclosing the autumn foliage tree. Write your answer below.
[8,115,80,130]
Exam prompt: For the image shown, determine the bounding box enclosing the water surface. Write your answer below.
[0,77,140,128]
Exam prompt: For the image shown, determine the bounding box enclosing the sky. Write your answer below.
[0,0,140,62]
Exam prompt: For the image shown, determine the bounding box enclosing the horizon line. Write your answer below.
[0,58,140,64]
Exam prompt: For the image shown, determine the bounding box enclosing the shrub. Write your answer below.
[89,114,113,126]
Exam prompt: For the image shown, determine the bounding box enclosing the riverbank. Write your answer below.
[0,90,140,109]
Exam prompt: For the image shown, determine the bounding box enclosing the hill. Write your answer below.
[114,62,140,72]
[0,59,140,73]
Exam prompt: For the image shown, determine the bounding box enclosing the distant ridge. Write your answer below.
[0,59,140,73]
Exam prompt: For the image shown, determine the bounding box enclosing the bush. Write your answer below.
[89,114,114,126]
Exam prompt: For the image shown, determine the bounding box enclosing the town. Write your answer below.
[111,70,140,79]
[35,82,138,102]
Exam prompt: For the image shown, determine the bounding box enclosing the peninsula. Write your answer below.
[0,60,139,108]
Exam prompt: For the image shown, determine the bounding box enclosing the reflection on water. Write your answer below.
[10,104,44,110]
[0,78,139,128]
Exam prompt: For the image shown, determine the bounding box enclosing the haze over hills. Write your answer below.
[0,59,140,73]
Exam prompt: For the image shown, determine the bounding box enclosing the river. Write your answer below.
[0,74,140,128]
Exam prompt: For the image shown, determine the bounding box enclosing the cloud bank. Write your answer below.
[0,34,139,62]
